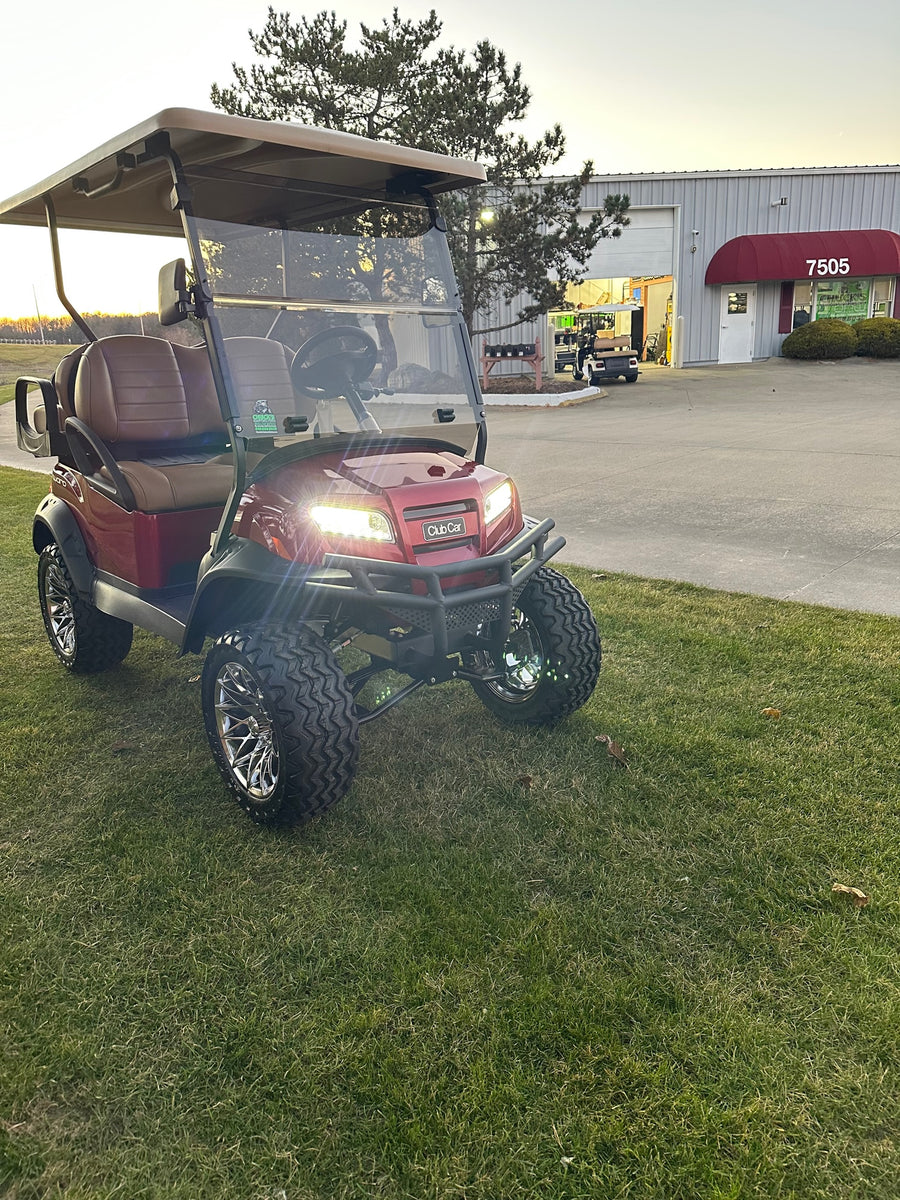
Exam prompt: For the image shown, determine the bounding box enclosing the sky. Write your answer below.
[2,0,898,319]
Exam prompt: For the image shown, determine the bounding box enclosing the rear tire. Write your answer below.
[625,371,638,383]
[202,624,359,825]
[470,567,600,725]
[37,544,133,673]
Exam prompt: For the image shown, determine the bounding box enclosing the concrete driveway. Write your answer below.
[486,357,900,616]
[2,356,898,616]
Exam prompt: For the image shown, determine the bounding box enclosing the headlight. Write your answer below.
[309,505,395,542]
[484,480,513,524]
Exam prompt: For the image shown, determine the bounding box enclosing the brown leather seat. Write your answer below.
[224,336,300,426]
[29,343,88,436]
[73,335,232,511]
[72,334,303,511]
[54,343,89,420]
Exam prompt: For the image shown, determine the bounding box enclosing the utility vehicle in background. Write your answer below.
[569,306,640,385]
[4,109,601,825]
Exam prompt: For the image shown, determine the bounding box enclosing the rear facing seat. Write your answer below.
[592,335,632,352]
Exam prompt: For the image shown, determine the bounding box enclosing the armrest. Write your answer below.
[64,417,136,511]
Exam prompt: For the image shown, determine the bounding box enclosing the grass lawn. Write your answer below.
[0,345,78,406]
[1,465,899,1199]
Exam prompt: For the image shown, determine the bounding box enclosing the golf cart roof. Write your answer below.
[577,304,641,313]
[0,107,487,235]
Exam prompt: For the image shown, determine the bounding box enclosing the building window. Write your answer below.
[793,281,812,328]
[814,279,870,323]
[872,277,895,318]
[788,277,895,324]
[727,291,748,314]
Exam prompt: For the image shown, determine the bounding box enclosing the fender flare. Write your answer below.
[181,539,309,654]
[32,494,94,599]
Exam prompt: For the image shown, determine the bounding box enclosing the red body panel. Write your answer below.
[48,444,520,590]
[233,445,522,570]
[50,467,222,589]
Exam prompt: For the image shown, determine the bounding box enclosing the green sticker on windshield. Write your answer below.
[251,401,278,434]
[252,412,278,434]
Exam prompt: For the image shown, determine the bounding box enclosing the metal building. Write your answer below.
[486,165,900,369]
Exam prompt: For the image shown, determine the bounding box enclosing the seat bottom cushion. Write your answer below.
[116,459,235,511]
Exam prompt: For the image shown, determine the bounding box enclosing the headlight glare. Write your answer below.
[484,480,513,524]
[309,505,394,542]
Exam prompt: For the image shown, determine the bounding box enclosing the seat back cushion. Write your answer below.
[224,337,304,429]
[75,335,225,445]
[53,343,89,419]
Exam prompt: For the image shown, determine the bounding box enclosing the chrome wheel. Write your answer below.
[213,661,280,800]
[44,559,76,657]
[484,608,545,703]
[470,567,601,726]
[202,626,360,825]
[37,544,133,674]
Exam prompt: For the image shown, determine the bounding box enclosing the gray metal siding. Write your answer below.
[478,166,900,367]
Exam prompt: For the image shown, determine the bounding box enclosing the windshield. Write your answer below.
[189,186,479,451]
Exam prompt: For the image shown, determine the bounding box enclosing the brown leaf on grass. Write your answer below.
[187,674,201,683]
[591,573,608,580]
[761,707,782,719]
[514,774,533,790]
[595,734,629,769]
[110,742,135,754]
[831,883,870,908]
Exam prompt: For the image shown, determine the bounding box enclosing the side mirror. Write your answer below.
[158,258,190,326]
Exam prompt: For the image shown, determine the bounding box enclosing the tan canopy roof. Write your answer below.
[0,107,487,235]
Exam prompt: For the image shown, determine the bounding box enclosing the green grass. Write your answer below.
[0,345,78,405]
[2,464,899,1199]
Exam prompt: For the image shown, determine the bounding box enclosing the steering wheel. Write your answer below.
[290,326,378,400]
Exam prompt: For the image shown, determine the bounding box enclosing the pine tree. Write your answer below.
[211,8,629,334]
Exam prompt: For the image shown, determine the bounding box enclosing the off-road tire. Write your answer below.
[625,371,638,383]
[202,624,359,826]
[37,543,133,673]
[471,566,601,725]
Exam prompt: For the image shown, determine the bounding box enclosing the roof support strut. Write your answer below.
[44,195,97,343]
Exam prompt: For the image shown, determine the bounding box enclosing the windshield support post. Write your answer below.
[149,133,248,561]
[421,188,488,464]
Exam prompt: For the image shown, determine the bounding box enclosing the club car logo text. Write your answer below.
[422,517,466,541]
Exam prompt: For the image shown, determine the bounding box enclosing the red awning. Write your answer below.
[705,229,900,284]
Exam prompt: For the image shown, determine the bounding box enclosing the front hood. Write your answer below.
[330,449,480,494]
[233,443,522,566]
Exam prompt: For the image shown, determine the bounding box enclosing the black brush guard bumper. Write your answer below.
[311,518,565,658]
[185,519,564,657]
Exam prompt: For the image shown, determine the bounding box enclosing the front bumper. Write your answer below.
[187,518,565,658]
[314,517,565,656]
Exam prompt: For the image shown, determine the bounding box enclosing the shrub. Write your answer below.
[852,316,900,357]
[781,318,858,359]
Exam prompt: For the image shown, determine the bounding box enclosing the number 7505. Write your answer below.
[807,257,850,276]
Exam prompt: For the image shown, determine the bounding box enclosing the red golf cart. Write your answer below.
[4,108,601,825]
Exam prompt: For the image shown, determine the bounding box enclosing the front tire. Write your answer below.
[37,544,133,673]
[202,624,359,825]
[470,567,601,725]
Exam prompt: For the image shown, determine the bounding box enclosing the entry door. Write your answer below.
[719,286,756,363]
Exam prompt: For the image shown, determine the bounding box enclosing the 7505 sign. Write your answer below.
[806,257,851,277]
